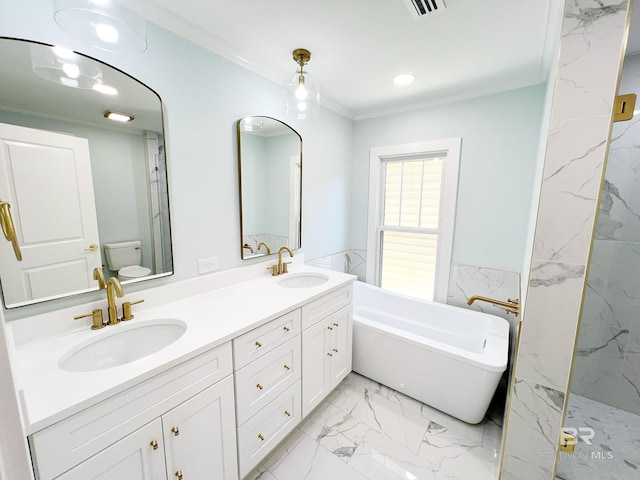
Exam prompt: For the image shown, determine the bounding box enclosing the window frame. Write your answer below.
[366,138,461,303]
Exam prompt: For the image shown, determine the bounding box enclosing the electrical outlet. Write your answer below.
[197,256,219,274]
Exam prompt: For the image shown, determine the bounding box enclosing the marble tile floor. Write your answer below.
[247,372,505,480]
[556,393,640,480]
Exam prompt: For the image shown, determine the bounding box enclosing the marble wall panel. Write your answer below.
[515,261,585,393]
[501,379,564,480]
[306,249,366,281]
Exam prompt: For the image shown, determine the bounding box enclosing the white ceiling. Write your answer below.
[138,0,565,119]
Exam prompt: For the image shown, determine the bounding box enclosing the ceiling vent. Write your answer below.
[403,0,447,18]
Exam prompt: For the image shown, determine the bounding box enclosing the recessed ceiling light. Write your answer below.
[393,73,416,86]
[104,111,134,122]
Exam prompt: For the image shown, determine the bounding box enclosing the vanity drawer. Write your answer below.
[233,309,301,369]
[237,380,301,478]
[235,336,301,425]
[29,342,232,480]
[301,285,353,330]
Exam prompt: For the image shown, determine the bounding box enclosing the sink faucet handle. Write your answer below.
[282,261,292,274]
[74,309,105,330]
[122,299,145,321]
[267,264,279,276]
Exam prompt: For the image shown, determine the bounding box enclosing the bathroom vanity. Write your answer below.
[9,261,354,480]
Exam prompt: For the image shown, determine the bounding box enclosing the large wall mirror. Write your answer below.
[0,38,173,308]
[237,116,302,259]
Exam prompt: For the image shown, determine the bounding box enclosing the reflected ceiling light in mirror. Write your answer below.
[241,117,264,131]
[104,111,134,122]
[283,48,320,119]
[52,0,147,54]
[393,73,416,86]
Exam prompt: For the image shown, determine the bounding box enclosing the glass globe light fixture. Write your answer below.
[283,48,320,119]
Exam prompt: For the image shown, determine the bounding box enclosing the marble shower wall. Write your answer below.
[501,1,631,479]
[571,53,640,416]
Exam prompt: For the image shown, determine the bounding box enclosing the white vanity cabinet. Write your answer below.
[29,343,238,480]
[301,286,353,417]
[233,309,302,478]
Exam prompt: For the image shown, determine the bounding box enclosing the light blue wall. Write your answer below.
[351,84,546,273]
[0,0,354,318]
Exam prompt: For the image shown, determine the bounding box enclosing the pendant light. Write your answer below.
[283,48,320,119]
[52,0,147,54]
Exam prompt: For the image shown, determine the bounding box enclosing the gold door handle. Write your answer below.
[171,426,180,436]
[258,434,265,441]
[150,440,159,450]
[0,200,22,261]
[85,243,99,251]
[255,341,263,347]
[175,470,183,480]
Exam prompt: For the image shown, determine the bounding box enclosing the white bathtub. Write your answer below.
[352,281,509,424]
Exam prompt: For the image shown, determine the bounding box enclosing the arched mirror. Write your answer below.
[237,116,302,259]
[0,38,173,308]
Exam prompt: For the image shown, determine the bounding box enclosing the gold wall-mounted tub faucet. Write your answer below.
[467,295,520,317]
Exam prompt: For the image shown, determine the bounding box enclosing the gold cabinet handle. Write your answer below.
[327,326,333,331]
[175,470,183,480]
[283,364,291,370]
[327,352,333,357]
[333,322,339,327]
[333,348,339,353]
[171,426,180,436]
[150,440,159,450]
[258,434,265,441]
[0,200,22,261]
[284,410,291,417]
[85,243,99,251]
[283,326,290,332]
[255,341,263,347]
[256,383,264,390]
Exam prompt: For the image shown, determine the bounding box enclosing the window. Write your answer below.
[366,138,461,302]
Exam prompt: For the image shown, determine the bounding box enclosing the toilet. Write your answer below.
[104,240,152,281]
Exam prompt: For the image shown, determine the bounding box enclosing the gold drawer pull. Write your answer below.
[175,470,183,480]
[333,322,339,327]
[333,348,339,353]
[284,364,291,370]
[258,433,265,441]
[257,383,264,390]
[171,426,180,436]
[283,326,290,332]
[255,341,263,347]
[150,440,159,450]
[327,326,333,331]
[284,410,291,417]
[327,352,333,357]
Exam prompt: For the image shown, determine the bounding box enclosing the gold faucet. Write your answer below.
[268,246,293,276]
[257,242,271,255]
[243,243,255,254]
[93,267,106,289]
[106,277,125,325]
[467,295,520,316]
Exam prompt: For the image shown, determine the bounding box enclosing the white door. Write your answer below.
[162,376,239,480]
[55,420,166,480]
[0,122,101,306]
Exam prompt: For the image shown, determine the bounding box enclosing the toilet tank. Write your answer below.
[104,240,142,271]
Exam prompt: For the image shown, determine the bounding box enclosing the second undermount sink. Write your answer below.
[59,319,187,372]
[277,272,329,288]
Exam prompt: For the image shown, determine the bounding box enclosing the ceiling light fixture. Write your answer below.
[393,73,416,86]
[52,0,147,54]
[283,48,320,119]
[104,111,134,122]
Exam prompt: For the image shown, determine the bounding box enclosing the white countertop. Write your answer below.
[11,265,355,435]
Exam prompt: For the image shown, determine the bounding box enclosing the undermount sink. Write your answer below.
[59,319,187,372]
[277,272,329,288]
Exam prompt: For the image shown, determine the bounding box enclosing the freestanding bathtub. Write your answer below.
[352,281,509,424]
